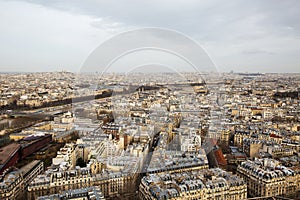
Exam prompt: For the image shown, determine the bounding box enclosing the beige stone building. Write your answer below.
[27,167,139,200]
[139,168,247,200]
[237,159,300,198]
[0,160,44,200]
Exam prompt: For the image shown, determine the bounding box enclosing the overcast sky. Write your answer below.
[0,0,299,73]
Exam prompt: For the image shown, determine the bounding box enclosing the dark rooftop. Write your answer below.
[0,143,20,165]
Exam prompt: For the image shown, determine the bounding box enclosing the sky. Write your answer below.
[0,0,299,73]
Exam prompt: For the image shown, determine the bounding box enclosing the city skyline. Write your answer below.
[0,1,299,199]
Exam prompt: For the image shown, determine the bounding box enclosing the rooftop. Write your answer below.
[0,143,20,165]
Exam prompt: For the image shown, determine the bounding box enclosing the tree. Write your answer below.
[76,157,86,167]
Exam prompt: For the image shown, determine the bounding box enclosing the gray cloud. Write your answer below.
[0,0,299,72]
[242,49,275,55]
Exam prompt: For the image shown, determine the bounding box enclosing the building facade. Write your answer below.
[237,159,300,197]
[0,160,44,200]
[139,168,247,200]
